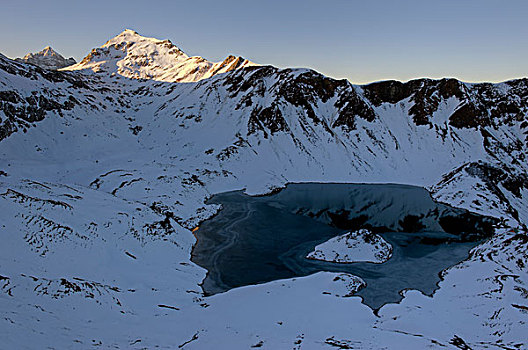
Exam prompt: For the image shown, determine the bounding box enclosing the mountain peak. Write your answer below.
[24,46,58,59]
[106,29,153,44]
[16,46,76,70]
[121,28,138,35]
[64,30,257,83]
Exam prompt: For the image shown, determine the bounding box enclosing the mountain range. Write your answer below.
[1,30,527,349]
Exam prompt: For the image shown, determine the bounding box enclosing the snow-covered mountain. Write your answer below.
[16,46,76,70]
[65,29,256,82]
[1,30,527,349]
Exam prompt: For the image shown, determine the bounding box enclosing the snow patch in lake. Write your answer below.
[307,229,393,263]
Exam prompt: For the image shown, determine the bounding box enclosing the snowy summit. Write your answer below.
[65,29,257,82]
[307,229,393,263]
[16,46,76,70]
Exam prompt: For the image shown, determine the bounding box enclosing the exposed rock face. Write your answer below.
[0,53,98,142]
[16,46,76,70]
[431,161,528,223]
[362,78,528,131]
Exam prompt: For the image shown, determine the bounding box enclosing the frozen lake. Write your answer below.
[192,183,497,309]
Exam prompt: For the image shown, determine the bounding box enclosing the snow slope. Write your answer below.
[1,30,528,348]
[307,229,393,263]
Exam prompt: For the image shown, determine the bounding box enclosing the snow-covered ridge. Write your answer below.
[64,29,257,82]
[307,229,393,263]
[16,46,76,70]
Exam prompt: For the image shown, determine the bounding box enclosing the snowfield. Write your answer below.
[306,229,393,264]
[1,30,527,349]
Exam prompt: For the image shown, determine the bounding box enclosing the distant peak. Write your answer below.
[39,46,58,56]
[16,46,76,70]
[65,30,257,82]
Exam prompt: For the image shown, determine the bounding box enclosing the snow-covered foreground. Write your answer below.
[1,30,527,348]
[307,229,393,264]
[1,175,525,349]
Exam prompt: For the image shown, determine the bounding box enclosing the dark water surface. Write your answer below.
[192,183,495,309]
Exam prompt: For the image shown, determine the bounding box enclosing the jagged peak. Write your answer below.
[23,46,61,59]
[65,29,257,83]
[16,46,76,70]
[41,46,55,53]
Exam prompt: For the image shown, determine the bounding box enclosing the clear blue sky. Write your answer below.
[1,0,526,83]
